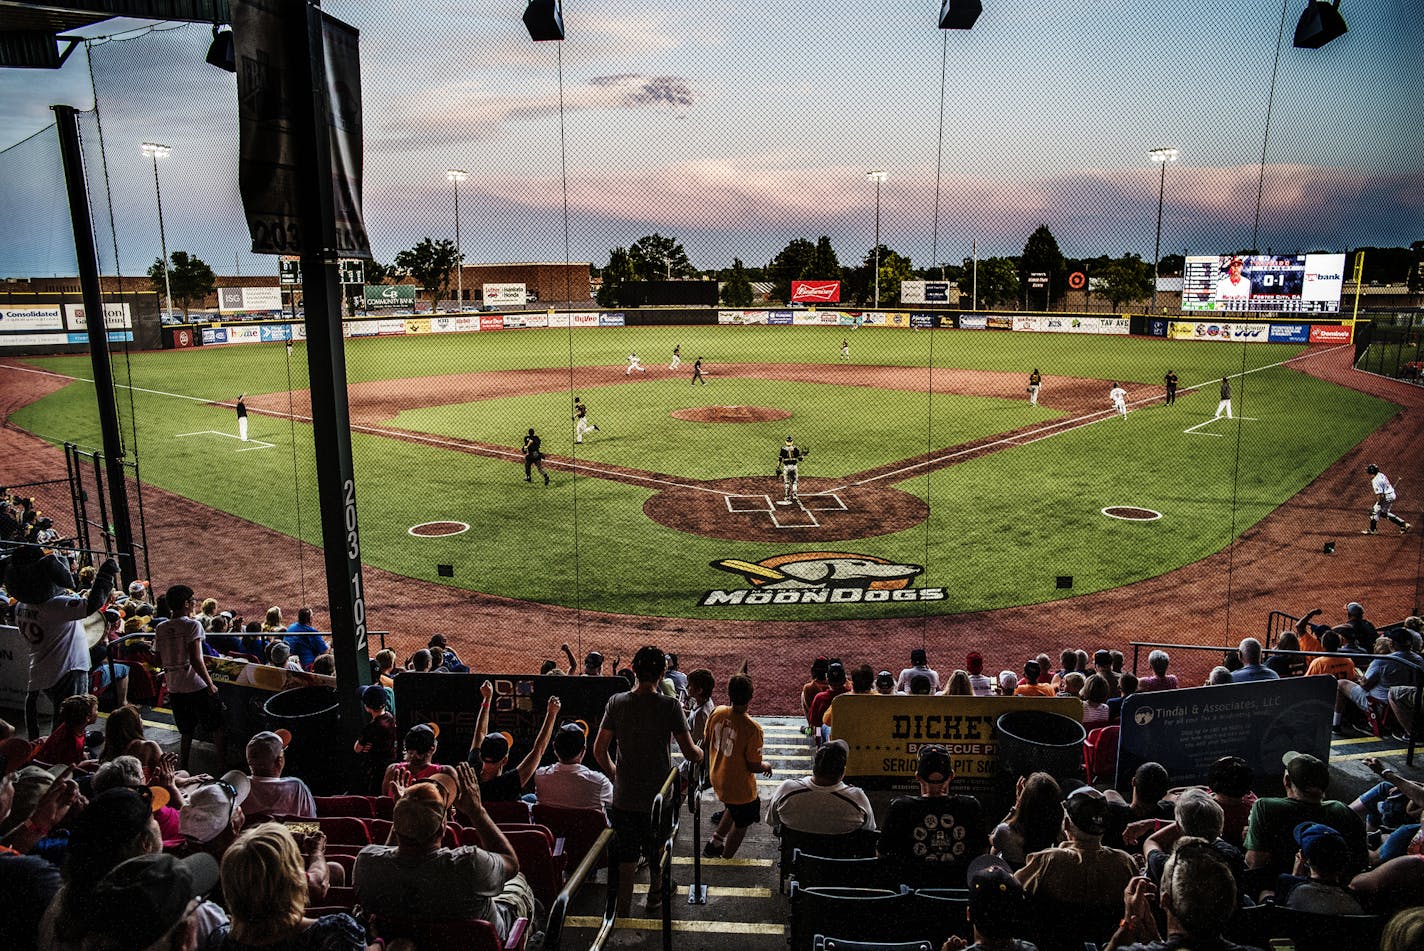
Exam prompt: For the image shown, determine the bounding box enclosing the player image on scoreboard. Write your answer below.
[1180,253,1345,314]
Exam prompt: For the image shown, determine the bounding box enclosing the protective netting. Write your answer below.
[0,6,1420,707]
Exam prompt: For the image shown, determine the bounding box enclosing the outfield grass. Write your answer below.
[10,327,1397,619]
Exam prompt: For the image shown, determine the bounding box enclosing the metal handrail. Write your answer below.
[648,765,683,951]
[1128,639,1423,766]
[545,827,616,951]
[687,761,708,905]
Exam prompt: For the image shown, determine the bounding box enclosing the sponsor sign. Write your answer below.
[0,305,65,332]
[909,313,934,329]
[1168,321,1270,342]
[64,331,132,344]
[521,313,549,329]
[1027,271,1049,288]
[959,315,988,330]
[172,327,196,349]
[203,328,229,345]
[791,280,841,303]
[364,284,416,307]
[884,313,912,329]
[571,312,600,327]
[1268,323,1310,343]
[1148,319,1168,337]
[258,324,292,342]
[479,315,504,332]
[599,312,626,327]
[900,281,951,304]
[718,310,767,325]
[482,282,527,306]
[455,315,481,332]
[830,695,1083,807]
[1310,324,1351,344]
[429,316,457,333]
[699,552,942,608]
[371,319,402,335]
[984,316,1015,330]
[405,318,430,335]
[1016,315,1131,335]
[346,321,378,337]
[1118,677,1334,796]
[1067,271,1086,290]
[63,302,132,330]
[767,311,794,325]
[861,312,886,326]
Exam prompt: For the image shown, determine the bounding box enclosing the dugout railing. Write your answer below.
[1127,640,1424,766]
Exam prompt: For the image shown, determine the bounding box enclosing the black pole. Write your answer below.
[53,104,137,585]
[287,0,371,747]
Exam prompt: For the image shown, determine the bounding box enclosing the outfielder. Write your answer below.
[236,393,249,441]
[1109,383,1128,419]
[626,352,646,375]
[522,428,550,485]
[572,397,601,444]
[1027,368,1042,406]
[670,345,682,370]
[1213,377,1233,419]
[1363,464,1410,535]
[839,339,850,362]
[776,436,808,504]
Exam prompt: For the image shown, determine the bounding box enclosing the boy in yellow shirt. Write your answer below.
[703,672,773,858]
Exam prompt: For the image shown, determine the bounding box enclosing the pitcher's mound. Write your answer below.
[672,406,791,424]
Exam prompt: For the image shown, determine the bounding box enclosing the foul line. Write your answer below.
[175,429,275,452]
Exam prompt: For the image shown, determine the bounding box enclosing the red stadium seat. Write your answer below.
[317,816,370,846]
[502,828,565,908]
[482,800,532,825]
[370,916,529,951]
[1083,725,1120,784]
[315,795,375,819]
[319,885,358,909]
[367,818,392,845]
[373,796,395,820]
[531,803,609,869]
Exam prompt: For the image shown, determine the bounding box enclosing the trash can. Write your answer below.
[263,686,344,795]
[995,710,1086,788]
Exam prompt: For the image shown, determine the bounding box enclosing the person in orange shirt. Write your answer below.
[1014,660,1056,698]
[702,672,772,859]
[1305,630,1357,682]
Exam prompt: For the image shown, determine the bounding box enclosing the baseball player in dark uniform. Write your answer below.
[1027,369,1042,406]
[572,397,600,444]
[236,393,248,441]
[523,428,549,484]
[777,436,808,504]
[692,356,707,386]
[1164,370,1178,405]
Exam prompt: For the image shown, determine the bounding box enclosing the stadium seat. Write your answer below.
[788,850,889,890]
[317,816,370,846]
[789,884,913,951]
[370,915,529,951]
[1260,905,1385,951]
[502,827,565,908]
[319,885,357,909]
[814,939,931,951]
[373,796,395,820]
[778,827,879,893]
[367,818,392,844]
[327,852,357,879]
[1024,895,1122,951]
[531,802,609,869]
[315,795,375,819]
[907,889,971,946]
[483,800,532,825]
[1083,725,1120,784]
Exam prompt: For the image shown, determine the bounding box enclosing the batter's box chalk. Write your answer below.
[801,494,847,512]
[725,495,774,513]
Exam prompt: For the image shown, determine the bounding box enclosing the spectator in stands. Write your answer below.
[768,738,875,836]
[1350,853,1424,918]
[212,823,366,951]
[356,763,535,940]
[1270,821,1365,914]
[1103,841,1240,951]
[373,649,397,687]
[879,744,986,885]
[240,731,316,820]
[0,757,78,951]
[354,685,397,796]
[1058,671,1086,699]
[1082,674,1112,728]
[198,598,219,630]
[92,753,183,847]
[1017,787,1137,917]
[703,673,773,859]
[823,664,874,730]
[1244,752,1367,882]
[98,704,162,770]
[177,771,250,861]
[267,640,301,672]
[155,584,225,771]
[1384,908,1424,951]
[996,670,1019,695]
[261,606,284,632]
[874,669,896,695]
[310,654,336,676]
[1051,648,1080,689]
[1139,650,1177,692]
[942,669,973,696]
[665,652,687,694]
[807,661,849,733]
[33,692,98,767]
[1334,627,1422,735]
[1230,638,1278,683]
[944,861,1036,951]
[406,649,432,673]
[908,673,934,695]
[1205,755,1256,847]
[895,648,940,694]
[1015,661,1055,697]
[1343,601,1379,652]
[535,721,612,810]
[1267,631,1307,678]
[1104,762,1173,849]
[1205,666,1234,686]
[471,695,560,802]
[966,652,994,696]
[1138,788,1245,891]
[1357,758,1424,862]
[991,772,1063,870]
[1092,650,1120,695]
[800,657,830,719]
[594,645,702,917]
[76,852,220,951]
[282,608,327,669]
[687,667,716,739]
[1107,673,1138,724]
[381,724,454,798]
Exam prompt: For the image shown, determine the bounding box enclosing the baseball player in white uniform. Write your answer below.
[1215,257,1252,303]
[670,345,682,370]
[1109,383,1128,419]
[777,436,808,504]
[572,397,601,444]
[236,393,249,441]
[1213,377,1233,419]
[1363,464,1410,535]
[626,353,646,375]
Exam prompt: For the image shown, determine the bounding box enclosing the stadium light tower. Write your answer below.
[447,169,468,311]
[141,142,174,323]
[867,169,888,307]
[1149,147,1179,314]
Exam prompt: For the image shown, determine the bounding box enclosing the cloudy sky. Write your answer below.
[1,0,1419,279]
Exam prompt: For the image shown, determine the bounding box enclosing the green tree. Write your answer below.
[147,251,215,319]
[720,258,754,307]
[364,259,394,285]
[845,245,912,305]
[597,247,636,307]
[1156,253,1186,277]
[1408,241,1424,300]
[1096,254,1155,310]
[1021,224,1066,305]
[956,256,1019,308]
[628,233,694,281]
[805,236,840,280]
[393,238,460,313]
[767,238,816,302]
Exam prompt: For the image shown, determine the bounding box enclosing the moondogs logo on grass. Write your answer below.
[699,552,943,606]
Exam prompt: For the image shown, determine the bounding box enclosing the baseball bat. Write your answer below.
[710,558,787,582]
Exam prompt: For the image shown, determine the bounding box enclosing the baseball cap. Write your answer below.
[1093,650,1112,667]
[1282,751,1329,793]
[917,744,953,783]
[875,670,895,691]
[69,788,158,865]
[965,860,1026,937]
[1294,821,1348,870]
[480,732,512,762]
[404,723,437,753]
[826,661,846,684]
[245,730,289,767]
[362,684,390,710]
[179,770,250,843]
[88,852,219,951]
[128,580,147,598]
[7,763,67,825]
[1228,256,1243,266]
[392,788,447,842]
[1346,602,1364,616]
[1064,787,1109,836]
[553,721,588,759]
[1387,627,1414,648]
[583,650,604,668]
[814,738,849,776]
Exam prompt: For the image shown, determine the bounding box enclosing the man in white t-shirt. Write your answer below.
[154,584,225,769]
[1215,257,1252,302]
[534,722,612,810]
[768,739,875,835]
[241,730,317,819]
[1363,464,1410,535]
[1109,383,1128,419]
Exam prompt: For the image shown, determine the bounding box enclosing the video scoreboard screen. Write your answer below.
[1181,253,1345,313]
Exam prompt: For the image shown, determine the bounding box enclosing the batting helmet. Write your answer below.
[1366,464,1379,474]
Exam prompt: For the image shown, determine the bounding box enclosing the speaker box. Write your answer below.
[938,0,983,30]
[1293,2,1347,48]
[523,0,565,42]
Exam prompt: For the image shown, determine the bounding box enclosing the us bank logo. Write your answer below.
[699,552,944,607]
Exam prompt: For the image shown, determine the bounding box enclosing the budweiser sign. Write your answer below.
[791,280,841,303]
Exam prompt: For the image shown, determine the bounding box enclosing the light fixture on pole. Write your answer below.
[867,169,887,307]
[447,169,467,312]
[1293,1,1347,48]
[1148,147,1179,315]
[141,142,174,323]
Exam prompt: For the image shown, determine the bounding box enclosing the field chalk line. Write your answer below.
[175,429,276,452]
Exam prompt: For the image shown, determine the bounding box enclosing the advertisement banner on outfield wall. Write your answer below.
[1309,324,1351,344]
[985,316,1015,330]
[910,313,934,329]
[884,313,911,328]
[959,315,988,330]
[1015,315,1130,335]
[831,694,1083,803]
[1169,321,1270,342]
[259,324,292,342]
[429,316,456,333]
[0,305,65,331]
[522,313,549,328]
[405,318,430,335]
[599,312,626,327]
[479,315,503,332]
[218,286,283,312]
[364,284,417,308]
[372,319,403,335]
[1148,319,1168,337]
[63,302,133,330]
[768,311,793,325]
[482,282,526,306]
[901,280,951,304]
[571,312,600,327]
[718,310,766,325]
[1268,323,1310,343]
[791,280,840,303]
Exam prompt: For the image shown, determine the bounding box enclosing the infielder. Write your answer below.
[1164,370,1178,405]
[236,393,249,441]
[1363,464,1410,535]
[1028,368,1042,406]
[776,436,808,504]
[523,428,549,485]
[1213,377,1233,419]
[692,356,707,386]
[670,345,682,370]
[1109,383,1128,419]
[572,397,601,444]
[626,353,646,375]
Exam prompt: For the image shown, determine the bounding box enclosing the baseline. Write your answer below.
[175,429,275,452]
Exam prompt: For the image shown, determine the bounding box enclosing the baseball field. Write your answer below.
[4,324,1402,626]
